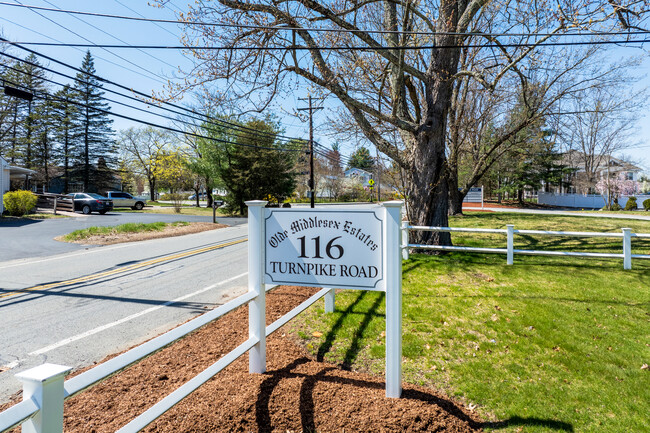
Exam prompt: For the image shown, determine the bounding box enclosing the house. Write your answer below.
[554,150,642,194]
[1,156,37,214]
[344,167,373,186]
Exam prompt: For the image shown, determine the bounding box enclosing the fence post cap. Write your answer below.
[245,200,268,207]
[15,364,71,384]
[381,200,403,208]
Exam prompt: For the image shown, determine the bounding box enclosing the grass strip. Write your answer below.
[292,212,650,433]
[63,221,189,241]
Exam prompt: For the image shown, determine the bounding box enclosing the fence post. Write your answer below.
[246,200,267,374]
[383,201,403,398]
[622,228,632,270]
[401,221,409,260]
[324,289,335,313]
[15,364,71,433]
[506,224,514,265]
[53,197,57,216]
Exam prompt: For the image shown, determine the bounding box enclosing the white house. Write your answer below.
[556,150,642,194]
[344,167,373,186]
[0,156,36,214]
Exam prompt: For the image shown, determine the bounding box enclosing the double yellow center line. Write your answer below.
[0,238,247,300]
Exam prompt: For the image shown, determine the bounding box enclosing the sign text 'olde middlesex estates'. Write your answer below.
[264,209,384,289]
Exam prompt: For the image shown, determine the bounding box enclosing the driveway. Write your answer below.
[0,211,247,263]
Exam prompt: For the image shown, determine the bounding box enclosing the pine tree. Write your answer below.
[51,85,82,193]
[74,51,115,192]
[347,147,374,171]
[219,119,296,214]
[6,54,48,168]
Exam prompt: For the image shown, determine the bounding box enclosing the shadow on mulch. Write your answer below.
[2,286,574,432]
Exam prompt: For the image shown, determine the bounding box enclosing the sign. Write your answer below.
[248,200,403,398]
[264,209,383,290]
[462,186,483,203]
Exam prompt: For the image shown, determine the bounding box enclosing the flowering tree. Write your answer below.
[595,173,639,210]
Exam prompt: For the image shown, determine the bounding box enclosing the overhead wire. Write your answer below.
[0,37,306,144]
[0,15,179,86]
[1,75,308,153]
[0,53,311,150]
[5,39,650,50]
[2,2,650,38]
[10,0,169,85]
[40,0,180,71]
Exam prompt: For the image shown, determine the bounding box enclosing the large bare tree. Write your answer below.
[160,0,649,244]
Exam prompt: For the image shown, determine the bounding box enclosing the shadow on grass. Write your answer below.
[316,290,385,370]
[482,416,574,431]
[254,357,573,432]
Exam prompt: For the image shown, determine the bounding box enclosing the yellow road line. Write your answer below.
[0,238,247,300]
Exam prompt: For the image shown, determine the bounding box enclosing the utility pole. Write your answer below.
[297,95,323,208]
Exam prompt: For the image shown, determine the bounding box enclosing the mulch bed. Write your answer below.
[5,286,483,432]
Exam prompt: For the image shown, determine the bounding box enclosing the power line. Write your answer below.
[1,75,307,153]
[1,53,310,148]
[0,38,305,143]
[112,0,180,39]
[40,0,179,71]
[0,15,177,85]
[2,2,650,38]
[10,0,169,85]
[5,38,650,50]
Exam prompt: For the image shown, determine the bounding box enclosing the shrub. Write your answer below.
[624,196,637,211]
[3,190,37,216]
[611,202,622,211]
[643,198,650,211]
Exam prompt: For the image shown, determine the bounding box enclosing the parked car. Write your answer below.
[188,192,207,200]
[67,193,113,215]
[105,191,146,210]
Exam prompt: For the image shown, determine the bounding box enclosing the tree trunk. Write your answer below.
[447,168,464,215]
[405,127,452,247]
[148,178,156,201]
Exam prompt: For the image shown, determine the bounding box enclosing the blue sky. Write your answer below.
[1,1,648,172]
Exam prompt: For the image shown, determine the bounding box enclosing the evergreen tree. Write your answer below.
[347,146,374,171]
[219,119,296,214]
[32,96,57,187]
[7,54,48,168]
[51,85,82,193]
[74,51,115,192]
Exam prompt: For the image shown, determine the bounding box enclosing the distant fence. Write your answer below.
[538,192,650,209]
[36,193,74,213]
[401,223,650,270]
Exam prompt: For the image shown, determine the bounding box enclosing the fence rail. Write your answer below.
[403,223,650,270]
[0,283,332,433]
[36,193,74,213]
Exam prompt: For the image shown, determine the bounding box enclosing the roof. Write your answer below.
[561,150,642,173]
[344,167,372,176]
[1,156,37,178]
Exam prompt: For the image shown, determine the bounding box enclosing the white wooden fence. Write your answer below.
[0,281,336,433]
[401,223,650,269]
[538,192,650,209]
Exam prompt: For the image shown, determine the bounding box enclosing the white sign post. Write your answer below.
[246,200,403,397]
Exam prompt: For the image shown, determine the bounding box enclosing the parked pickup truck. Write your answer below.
[105,191,146,210]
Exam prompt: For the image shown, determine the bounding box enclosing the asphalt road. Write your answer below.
[0,211,247,263]
[0,223,249,404]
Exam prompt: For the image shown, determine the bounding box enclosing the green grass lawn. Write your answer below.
[0,212,66,221]
[62,221,189,241]
[291,212,650,433]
